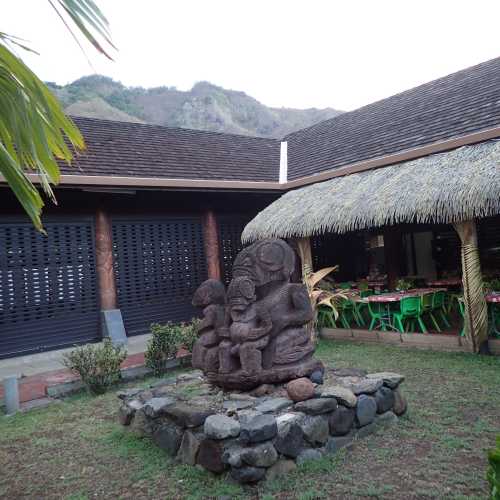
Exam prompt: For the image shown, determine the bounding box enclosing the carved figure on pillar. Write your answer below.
[191,239,323,390]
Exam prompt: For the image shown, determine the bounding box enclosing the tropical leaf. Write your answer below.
[0,0,114,230]
[306,265,339,289]
[48,0,116,59]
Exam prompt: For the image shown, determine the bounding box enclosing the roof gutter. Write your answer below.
[17,174,283,191]
[1,126,499,193]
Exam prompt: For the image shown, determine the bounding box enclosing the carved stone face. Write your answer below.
[192,279,226,307]
[232,239,295,288]
[227,276,255,312]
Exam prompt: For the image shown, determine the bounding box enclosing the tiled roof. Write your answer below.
[60,57,500,187]
[61,117,280,182]
[284,57,500,180]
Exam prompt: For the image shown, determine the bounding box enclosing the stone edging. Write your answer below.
[117,368,408,484]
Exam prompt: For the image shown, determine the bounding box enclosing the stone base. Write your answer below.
[215,358,324,391]
[117,367,407,484]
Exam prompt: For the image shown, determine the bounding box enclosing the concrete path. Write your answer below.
[0,334,152,406]
[0,334,152,379]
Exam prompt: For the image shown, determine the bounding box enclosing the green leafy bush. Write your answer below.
[62,339,127,395]
[484,278,500,294]
[145,320,199,376]
[488,435,500,499]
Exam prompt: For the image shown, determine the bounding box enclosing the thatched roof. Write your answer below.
[242,139,500,242]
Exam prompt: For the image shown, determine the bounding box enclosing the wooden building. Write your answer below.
[1,57,500,358]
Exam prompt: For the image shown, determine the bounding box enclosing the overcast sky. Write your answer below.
[4,1,500,111]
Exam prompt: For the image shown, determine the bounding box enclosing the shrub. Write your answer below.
[62,339,127,395]
[145,320,199,376]
[488,435,500,500]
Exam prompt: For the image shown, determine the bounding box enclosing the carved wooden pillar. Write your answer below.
[203,210,221,280]
[95,208,117,310]
[383,226,403,290]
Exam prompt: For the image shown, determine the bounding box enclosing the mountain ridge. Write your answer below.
[48,75,343,138]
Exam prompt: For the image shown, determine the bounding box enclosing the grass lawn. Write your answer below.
[1,340,499,499]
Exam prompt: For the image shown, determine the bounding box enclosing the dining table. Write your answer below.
[366,288,447,303]
[486,293,500,303]
[426,278,462,287]
[362,288,447,331]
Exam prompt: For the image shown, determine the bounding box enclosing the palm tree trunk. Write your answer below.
[453,220,488,353]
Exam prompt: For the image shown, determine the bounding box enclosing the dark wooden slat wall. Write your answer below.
[0,219,100,358]
[111,216,209,336]
[0,187,274,357]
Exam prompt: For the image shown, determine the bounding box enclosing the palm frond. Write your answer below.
[0,43,84,229]
[305,266,339,289]
[48,0,116,59]
[0,0,114,230]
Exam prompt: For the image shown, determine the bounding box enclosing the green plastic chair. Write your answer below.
[392,296,427,333]
[338,282,353,290]
[356,290,374,324]
[421,292,441,332]
[458,298,465,337]
[317,305,337,328]
[338,298,364,329]
[368,301,392,331]
[445,292,461,314]
[431,291,451,330]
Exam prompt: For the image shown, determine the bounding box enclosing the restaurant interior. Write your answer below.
[312,216,500,336]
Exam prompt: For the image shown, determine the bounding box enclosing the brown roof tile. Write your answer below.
[62,117,280,182]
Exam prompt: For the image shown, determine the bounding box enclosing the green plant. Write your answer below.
[488,435,500,499]
[180,318,200,352]
[304,266,347,337]
[395,278,414,292]
[62,339,127,395]
[358,279,370,292]
[484,278,500,294]
[145,320,199,376]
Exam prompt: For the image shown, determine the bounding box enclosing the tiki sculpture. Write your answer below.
[192,239,323,389]
[218,276,272,376]
[191,279,226,374]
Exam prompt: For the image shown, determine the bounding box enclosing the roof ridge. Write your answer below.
[71,115,280,143]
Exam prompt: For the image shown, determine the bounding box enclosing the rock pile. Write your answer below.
[117,368,407,484]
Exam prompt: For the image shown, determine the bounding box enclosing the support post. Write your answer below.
[453,220,488,353]
[383,226,403,290]
[203,210,221,280]
[95,209,127,345]
[95,208,117,310]
[3,376,20,415]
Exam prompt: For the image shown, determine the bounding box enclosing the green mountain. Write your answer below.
[48,75,342,138]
